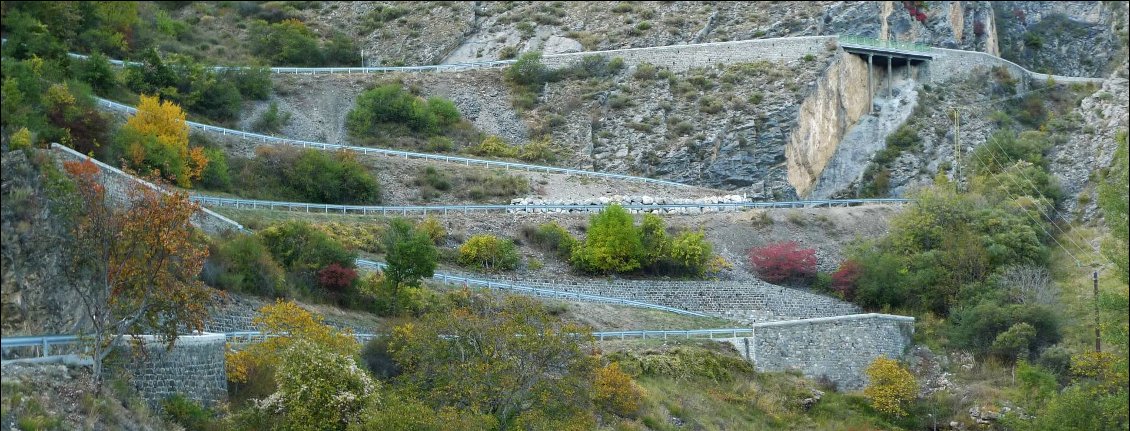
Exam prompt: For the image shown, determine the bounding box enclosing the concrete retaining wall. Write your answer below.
[723,313,915,391]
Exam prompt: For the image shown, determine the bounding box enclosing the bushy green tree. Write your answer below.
[1099,131,1129,283]
[666,231,713,276]
[948,299,1060,360]
[571,204,644,273]
[382,219,437,312]
[390,294,597,428]
[291,150,380,204]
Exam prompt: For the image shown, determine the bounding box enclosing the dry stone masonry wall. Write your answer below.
[508,194,752,214]
[452,274,861,324]
[106,333,227,409]
[541,36,835,73]
[723,314,915,390]
[50,144,245,236]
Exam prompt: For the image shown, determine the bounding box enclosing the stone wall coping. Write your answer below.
[115,332,226,346]
[929,47,1106,84]
[748,313,914,329]
[50,143,246,232]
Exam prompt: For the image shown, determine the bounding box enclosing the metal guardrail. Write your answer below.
[353,259,709,317]
[1,335,82,357]
[93,98,691,188]
[2,327,760,360]
[66,51,516,74]
[191,195,911,215]
[839,35,932,53]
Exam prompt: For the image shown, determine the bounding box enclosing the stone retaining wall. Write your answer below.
[723,314,915,390]
[107,333,227,409]
[50,144,244,236]
[203,294,375,335]
[927,47,1106,88]
[445,272,860,324]
[542,36,835,72]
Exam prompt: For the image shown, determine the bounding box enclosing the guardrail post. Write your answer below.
[43,338,49,357]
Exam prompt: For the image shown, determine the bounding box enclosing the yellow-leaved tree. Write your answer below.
[226,299,360,384]
[119,95,207,188]
[863,356,918,417]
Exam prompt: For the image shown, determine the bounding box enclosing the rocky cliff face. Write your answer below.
[994,1,1126,78]
[1052,61,1130,220]
[1,151,89,336]
[786,53,873,197]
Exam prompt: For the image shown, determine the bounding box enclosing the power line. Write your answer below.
[980,133,1093,254]
[962,137,1084,265]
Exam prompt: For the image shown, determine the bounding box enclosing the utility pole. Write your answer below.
[951,107,961,190]
[1094,270,1102,353]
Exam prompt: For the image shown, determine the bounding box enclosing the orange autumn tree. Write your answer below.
[119,94,208,188]
[63,158,215,391]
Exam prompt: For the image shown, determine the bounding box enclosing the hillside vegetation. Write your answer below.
[2,2,1128,431]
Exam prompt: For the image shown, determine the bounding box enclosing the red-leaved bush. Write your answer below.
[318,263,358,292]
[748,241,817,283]
[832,260,863,300]
[915,11,927,23]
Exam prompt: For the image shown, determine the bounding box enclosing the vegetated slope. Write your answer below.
[235,50,838,197]
[210,203,899,284]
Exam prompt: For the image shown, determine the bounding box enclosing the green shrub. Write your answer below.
[886,125,921,150]
[229,68,272,100]
[498,45,519,60]
[258,221,357,289]
[526,222,577,259]
[664,231,713,276]
[505,51,548,87]
[290,150,380,204]
[249,19,323,66]
[361,336,401,380]
[347,83,460,136]
[458,234,520,271]
[199,148,231,191]
[417,216,447,245]
[519,136,558,162]
[568,54,625,79]
[417,166,451,192]
[251,101,291,134]
[426,136,454,152]
[230,147,380,205]
[9,127,34,151]
[323,31,361,66]
[469,135,520,158]
[202,233,289,298]
[162,394,220,431]
[633,63,658,80]
[949,298,1061,360]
